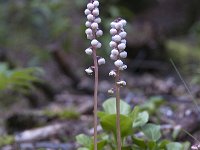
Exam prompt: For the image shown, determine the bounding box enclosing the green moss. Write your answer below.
[0,135,14,147]
[44,108,80,120]
[166,40,200,64]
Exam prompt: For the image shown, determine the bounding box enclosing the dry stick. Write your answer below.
[170,58,200,144]
[115,68,122,150]
[170,59,200,113]
[93,49,98,150]
[181,128,200,143]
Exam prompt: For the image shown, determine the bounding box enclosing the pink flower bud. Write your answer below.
[92,8,99,16]
[87,3,94,10]
[118,43,126,51]
[96,30,103,37]
[87,14,94,21]
[112,35,121,42]
[84,9,91,15]
[114,60,123,67]
[91,39,99,46]
[119,51,127,58]
[110,28,118,35]
[91,22,98,29]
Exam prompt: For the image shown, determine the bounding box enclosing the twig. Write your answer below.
[170,59,200,113]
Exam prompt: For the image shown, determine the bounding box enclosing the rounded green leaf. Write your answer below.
[100,114,133,138]
[166,142,183,150]
[102,98,131,115]
[141,123,161,141]
[133,111,149,128]
[76,134,92,148]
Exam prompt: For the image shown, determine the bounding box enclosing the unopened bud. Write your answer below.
[85,67,93,75]
[98,58,105,65]
[114,60,123,67]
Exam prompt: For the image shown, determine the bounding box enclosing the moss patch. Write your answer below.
[0,135,14,147]
[43,108,80,120]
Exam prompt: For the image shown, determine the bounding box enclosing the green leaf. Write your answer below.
[166,142,183,150]
[129,106,140,120]
[132,137,146,149]
[91,140,107,150]
[172,126,181,139]
[158,140,170,149]
[182,141,191,150]
[147,141,157,150]
[139,96,164,114]
[102,98,131,115]
[0,64,42,91]
[76,134,92,148]
[141,123,161,141]
[100,114,133,138]
[133,111,149,128]
[122,146,132,150]
[97,111,107,118]
[97,140,107,149]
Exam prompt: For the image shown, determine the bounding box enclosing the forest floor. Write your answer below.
[0,72,200,150]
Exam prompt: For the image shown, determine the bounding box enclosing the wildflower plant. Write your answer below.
[76,1,189,150]
[84,0,105,149]
[109,18,127,150]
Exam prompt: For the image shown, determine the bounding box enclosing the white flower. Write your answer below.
[112,35,121,42]
[119,65,127,70]
[96,42,102,48]
[91,22,98,29]
[85,48,93,55]
[119,51,127,58]
[87,14,94,21]
[119,31,127,38]
[108,89,114,94]
[117,80,126,86]
[118,43,126,51]
[120,19,127,26]
[84,9,91,15]
[96,30,103,37]
[98,58,105,65]
[85,21,91,27]
[92,8,99,16]
[109,41,117,48]
[91,39,99,46]
[93,1,99,7]
[109,70,116,77]
[85,67,93,74]
[85,28,92,35]
[110,22,116,28]
[115,22,123,29]
[121,39,126,44]
[114,59,123,67]
[87,3,94,10]
[94,17,101,23]
[87,34,93,40]
[111,49,119,56]
[110,28,117,35]
[110,54,117,60]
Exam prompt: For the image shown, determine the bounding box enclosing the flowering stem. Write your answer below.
[115,68,121,150]
[92,48,98,150]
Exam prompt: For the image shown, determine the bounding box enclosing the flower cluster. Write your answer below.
[84,0,105,75]
[109,18,127,86]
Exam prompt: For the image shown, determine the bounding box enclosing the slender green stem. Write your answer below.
[92,48,98,150]
[115,68,121,150]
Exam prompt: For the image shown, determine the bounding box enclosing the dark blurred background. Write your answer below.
[0,0,200,148]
